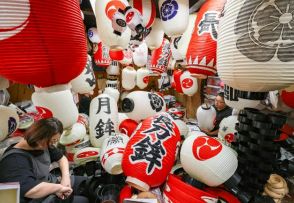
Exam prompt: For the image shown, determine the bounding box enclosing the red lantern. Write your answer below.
[109,50,124,61]
[281,89,294,109]
[122,112,180,191]
[0,0,87,87]
[150,38,171,74]
[186,0,226,76]
[119,118,138,137]
[94,42,111,67]
[172,69,184,93]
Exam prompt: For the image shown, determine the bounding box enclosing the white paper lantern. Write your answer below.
[105,79,119,90]
[0,105,19,142]
[180,134,238,186]
[95,0,131,50]
[71,55,96,94]
[119,48,133,65]
[74,147,100,166]
[180,70,198,96]
[136,67,150,89]
[60,123,87,146]
[196,104,216,131]
[32,89,79,129]
[0,76,9,90]
[103,87,120,103]
[218,115,238,146]
[145,18,164,50]
[122,66,137,90]
[106,61,120,76]
[121,91,166,121]
[129,0,156,29]
[89,94,118,148]
[87,27,101,44]
[133,42,148,67]
[159,0,189,37]
[217,0,294,92]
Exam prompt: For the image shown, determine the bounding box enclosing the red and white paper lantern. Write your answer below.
[65,135,91,162]
[119,48,133,66]
[89,94,119,148]
[94,42,112,67]
[60,122,87,146]
[186,0,226,76]
[150,38,171,74]
[106,61,120,76]
[122,112,181,191]
[136,67,150,89]
[180,70,198,96]
[145,18,164,50]
[158,0,189,37]
[122,91,166,121]
[218,115,238,146]
[130,0,156,29]
[0,0,87,87]
[180,134,238,186]
[0,105,19,142]
[74,147,100,166]
[196,104,216,131]
[109,50,124,61]
[122,66,137,90]
[217,0,294,91]
[119,119,139,137]
[172,69,184,93]
[95,0,131,50]
[133,42,148,67]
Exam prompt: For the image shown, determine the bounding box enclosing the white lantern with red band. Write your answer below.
[94,42,111,67]
[71,55,96,94]
[65,135,91,162]
[180,70,198,96]
[122,66,137,90]
[196,104,216,132]
[0,105,19,142]
[0,0,87,87]
[186,0,226,76]
[121,91,166,122]
[89,93,119,148]
[133,42,148,67]
[88,27,101,44]
[100,133,129,174]
[95,0,131,50]
[60,122,87,146]
[136,67,150,89]
[32,89,79,129]
[106,61,120,76]
[74,147,100,166]
[218,0,294,92]
[125,6,144,34]
[77,113,89,130]
[218,115,238,146]
[180,134,238,186]
[158,0,189,37]
[170,14,197,61]
[130,0,156,29]
[145,18,164,50]
[104,87,120,103]
[119,118,139,137]
[119,48,133,65]
[122,112,181,191]
[150,38,171,74]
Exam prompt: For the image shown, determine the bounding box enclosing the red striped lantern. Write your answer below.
[130,0,156,29]
[94,42,111,67]
[186,0,226,76]
[150,38,171,74]
[122,112,180,191]
[0,0,87,87]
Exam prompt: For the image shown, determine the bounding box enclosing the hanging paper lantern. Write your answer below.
[130,0,156,29]
[196,104,216,131]
[145,18,164,50]
[119,48,133,65]
[88,27,101,44]
[122,112,181,191]
[94,42,112,67]
[180,70,198,96]
[218,0,294,92]
[170,14,197,61]
[119,119,139,137]
[106,61,120,76]
[133,42,148,67]
[180,134,238,186]
[109,50,124,61]
[150,38,171,74]
[74,147,100,166]
[186,0,226,76]
[122,66,137,90]
[218,115,238,146]
[104,87,120,103]
[125,7,144,34]
[172,69,184,93]
[65,135,90,161]
[0,105,19,142]
[105,78,119,90]
[121,91,166,121]
[71,55,96,94]
[89,94,118,148]
[136,67,150,89]
[158,0,189,37]
[32,88,79,129]
[60,122,87,146]
[95,0,131,50]
[100,133,129,174]
[0,0,87,87]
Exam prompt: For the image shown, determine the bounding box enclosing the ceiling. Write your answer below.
[80,0,205,30]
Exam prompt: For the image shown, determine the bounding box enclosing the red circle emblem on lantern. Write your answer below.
[105,0,127,19]
[182,78,193,89]
[192,136,222,161]
[143,76,149,84]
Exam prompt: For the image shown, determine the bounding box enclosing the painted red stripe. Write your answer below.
[133,0,143,15]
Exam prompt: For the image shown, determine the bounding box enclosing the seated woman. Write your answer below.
[0,117,88,203]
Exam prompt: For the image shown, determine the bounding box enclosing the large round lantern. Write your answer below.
[122,66,137,90]
[89,94,119,148]
[60,122,87,146]
[130,0,156,29]
[95,0,131,50]
[196,104,216,131]
[217,0,294,92]
[121,91,166,121]
[0,105,19,142]
[0,0,87,87]
[150,38,171,74]
[158,0,189,37]
[136,67,150,89]
[186,0,226,76]
[180,134,238,186]
[180,70,198,96]
[145,18,164,50]
[133,42,148,67]
[122,112,181,191]
[71,55,96,94]
[94,42,112,67]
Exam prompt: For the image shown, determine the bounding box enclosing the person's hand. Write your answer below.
[55,184,72,200]
[60,175,71,188]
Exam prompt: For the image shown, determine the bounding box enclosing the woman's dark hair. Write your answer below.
[217,92,225,99]
[24,117,63,148]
